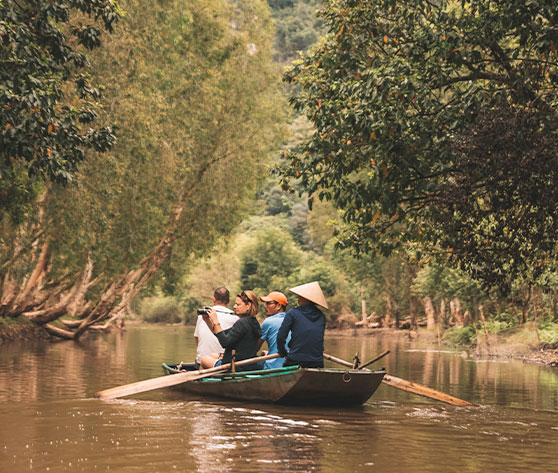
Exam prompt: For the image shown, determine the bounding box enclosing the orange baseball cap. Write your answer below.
[260,291,288,306]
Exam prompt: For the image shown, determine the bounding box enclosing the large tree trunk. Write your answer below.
[450,298,464,327]
[0,241,54,318]
[384,295,393,327]
[422,296,436,329]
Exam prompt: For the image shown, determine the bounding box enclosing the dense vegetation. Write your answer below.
[1,0,283,339]
[270,0,558,346]
[2,0,558,350]
[1,0,121,219]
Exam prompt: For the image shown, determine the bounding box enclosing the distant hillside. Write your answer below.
[267,0,323,63]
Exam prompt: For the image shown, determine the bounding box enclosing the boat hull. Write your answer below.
[162,364,385,405]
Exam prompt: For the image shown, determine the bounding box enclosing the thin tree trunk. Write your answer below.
[479,305,491,355]
[361,286,367,325]
[409,295,418,330]
[521,287,531,325]
[439,299,446,327]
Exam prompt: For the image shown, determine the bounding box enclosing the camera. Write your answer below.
[197,306,211,315]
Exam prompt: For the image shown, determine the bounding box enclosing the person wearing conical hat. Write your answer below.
[277,281,328,368]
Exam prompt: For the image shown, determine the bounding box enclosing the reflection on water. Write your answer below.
[1,324,558,472]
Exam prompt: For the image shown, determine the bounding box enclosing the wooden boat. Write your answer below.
[162,362,386,405]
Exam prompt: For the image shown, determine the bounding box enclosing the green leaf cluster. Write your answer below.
[0,0,121,217]
[2,0,285,300]
[279,0,558,291]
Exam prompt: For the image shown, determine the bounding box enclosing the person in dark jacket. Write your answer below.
[200,290,261,371]
[277,281,328,368]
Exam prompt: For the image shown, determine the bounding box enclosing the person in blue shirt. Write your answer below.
[257,291,290,369]
[277,281,328,369]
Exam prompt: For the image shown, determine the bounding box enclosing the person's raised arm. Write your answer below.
[214,318,245,348]
[202,308,222,334]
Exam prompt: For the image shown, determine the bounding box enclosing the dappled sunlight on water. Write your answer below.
[1,325,558,472]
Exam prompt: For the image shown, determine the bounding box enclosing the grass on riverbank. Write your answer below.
[441,321,558,358]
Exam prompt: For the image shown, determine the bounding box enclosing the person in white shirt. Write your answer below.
[194,287,238,368]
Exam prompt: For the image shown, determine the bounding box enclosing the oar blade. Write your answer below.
[382,374,473,407]
[95,368,227,400]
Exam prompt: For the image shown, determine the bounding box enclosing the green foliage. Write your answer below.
[16,0,285,285]
[307,198,338,253]
[178,213,355,323]
[288,202,313,249]
[483,318,515,335]
[139,296,183,324]
[267,0,323,63]
[442,325,476,347]
[279,0,558,292]
[412,264,484,312]
[538,322,558,345]
[263,186,294,215]
[240,228,305,292]
[491,311,519,329]
[0,0,121,219]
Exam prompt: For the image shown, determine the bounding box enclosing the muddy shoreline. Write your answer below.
[0,319,52,344]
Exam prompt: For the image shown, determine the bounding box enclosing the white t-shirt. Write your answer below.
[194,305,238,363]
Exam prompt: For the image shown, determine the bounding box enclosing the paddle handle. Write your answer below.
[324,351,390,370]
[323,353,354,368]
[358,350,390,370]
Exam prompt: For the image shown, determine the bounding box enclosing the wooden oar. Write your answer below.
[381,374,472,406]
[323,353,355,368]
[358,350,390,370]
[323,352,473,406]
[95,353,279,400]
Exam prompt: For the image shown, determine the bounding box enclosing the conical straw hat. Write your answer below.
[288,281,328,309]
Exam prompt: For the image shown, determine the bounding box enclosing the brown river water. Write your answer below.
[1,324,558,472]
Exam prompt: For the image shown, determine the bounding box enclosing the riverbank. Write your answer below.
[519,349,558,367]
[329,326,558,367]
[0,317,52,344]
[2,318,558,367]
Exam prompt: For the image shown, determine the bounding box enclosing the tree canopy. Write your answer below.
[0,0,121,218]
[0,0,285,338]
[279,0,558,290]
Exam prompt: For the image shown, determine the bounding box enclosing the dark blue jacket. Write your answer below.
[277,304,325,363]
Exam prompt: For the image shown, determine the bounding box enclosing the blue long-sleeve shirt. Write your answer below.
[277,304,325,363]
